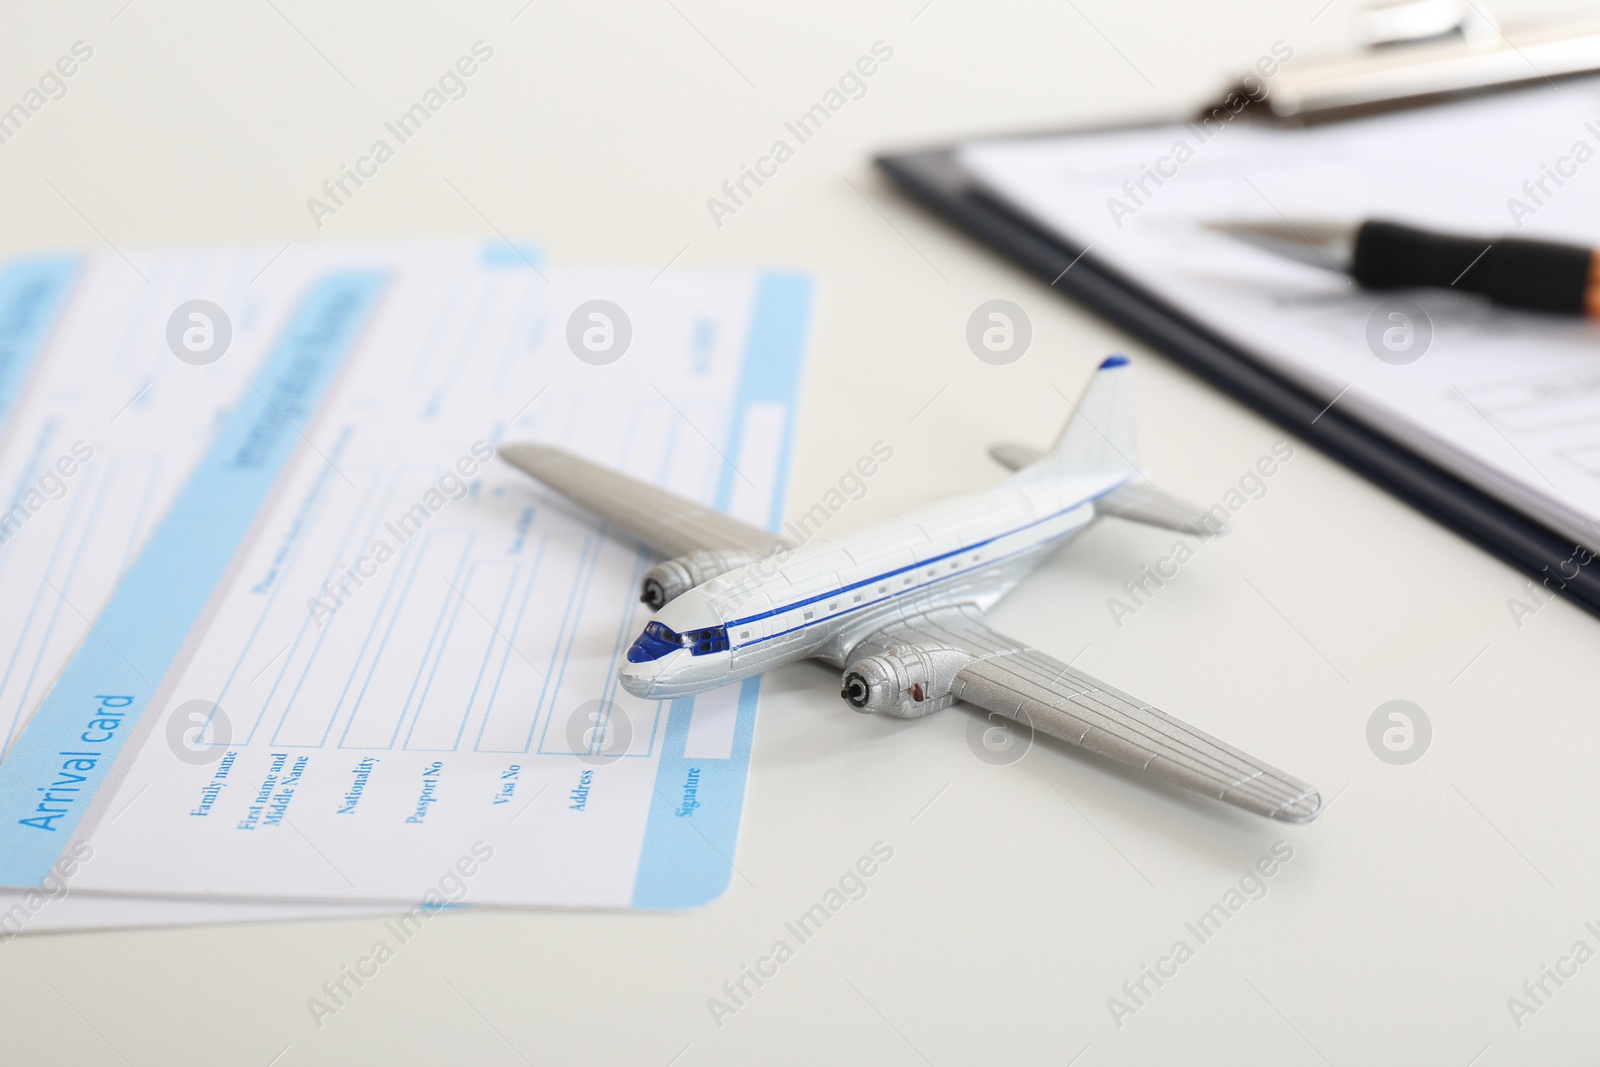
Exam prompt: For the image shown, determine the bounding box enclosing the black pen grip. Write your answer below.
[1352,220,1594,314]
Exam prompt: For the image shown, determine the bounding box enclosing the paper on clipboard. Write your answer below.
[959,76,1600,555]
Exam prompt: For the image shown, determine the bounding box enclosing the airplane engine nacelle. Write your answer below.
[641,548,764,610]
[840,645,972,719]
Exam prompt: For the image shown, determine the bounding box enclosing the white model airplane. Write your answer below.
[500,355,1322,823]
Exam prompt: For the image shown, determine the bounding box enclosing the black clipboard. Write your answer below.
[874,140,1600,621]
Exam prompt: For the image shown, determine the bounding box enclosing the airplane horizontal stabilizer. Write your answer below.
[990,439,1225,537]
[1096,481,1228,537]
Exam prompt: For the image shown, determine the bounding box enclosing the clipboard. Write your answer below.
[876,7,1600,622]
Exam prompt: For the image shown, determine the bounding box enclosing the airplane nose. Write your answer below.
[618,652,675,698]
[618,668,656,699]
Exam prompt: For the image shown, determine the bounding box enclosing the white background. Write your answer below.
[3,0,1599,1063]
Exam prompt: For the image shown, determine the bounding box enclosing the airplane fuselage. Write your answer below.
[618,468,1131,699]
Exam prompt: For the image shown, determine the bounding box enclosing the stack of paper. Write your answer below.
[0,240,809,934]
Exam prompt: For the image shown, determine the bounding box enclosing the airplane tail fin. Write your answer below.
[992,355,1226,536]
[1014,354,1139,481]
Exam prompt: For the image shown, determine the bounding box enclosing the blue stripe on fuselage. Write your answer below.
[723,479,1127,647]
[735,525,1071,650]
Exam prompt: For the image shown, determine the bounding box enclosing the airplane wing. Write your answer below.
[854,606,1321,823]
[498,443,788,558]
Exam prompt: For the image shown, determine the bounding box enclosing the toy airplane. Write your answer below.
[499,355,1322,823]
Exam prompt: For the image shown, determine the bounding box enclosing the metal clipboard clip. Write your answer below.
[1216,0,1600,123]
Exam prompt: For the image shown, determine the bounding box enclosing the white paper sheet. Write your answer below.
[0,242,810,919]
[0,243,462,935]
[960,76,1600,554]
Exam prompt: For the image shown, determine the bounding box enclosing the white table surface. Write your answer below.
[3,1,1597,1063]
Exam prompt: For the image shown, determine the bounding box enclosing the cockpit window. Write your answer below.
[626,620,729,663]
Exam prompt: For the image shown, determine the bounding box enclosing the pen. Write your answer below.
[1206,218,1600,317]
